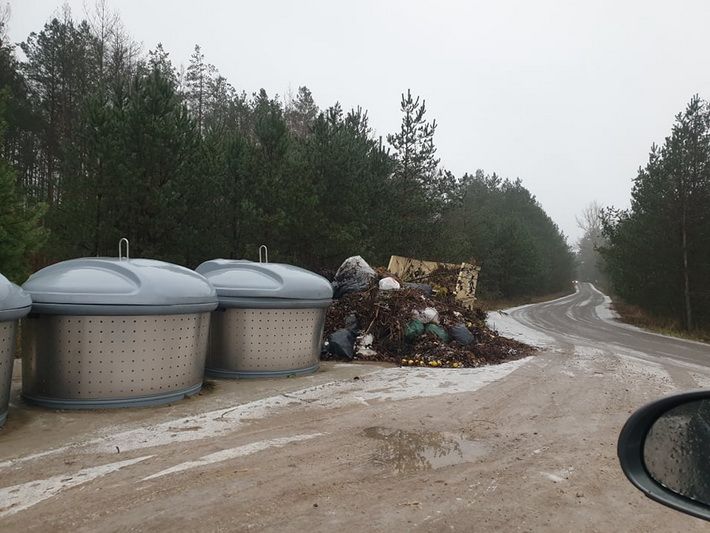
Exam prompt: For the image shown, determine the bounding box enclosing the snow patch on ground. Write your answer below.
[143,433,322,481]
[0,455,152,518]
[486,311,556,348]
[568,346,610,373]
[0,359,532,465]
[616,355,673,388]
[590,287,619,321]
[690,372,710,388]
[540,466,574,483]
[86,361,532,454]
[573,345,608,358]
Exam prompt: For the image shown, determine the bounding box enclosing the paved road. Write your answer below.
[507,281,710,370]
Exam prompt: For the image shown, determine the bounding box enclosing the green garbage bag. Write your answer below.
[425,323,450,343]
[404,319,425,341]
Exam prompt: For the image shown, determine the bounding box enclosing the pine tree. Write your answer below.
[386,90,442,256]
[185,45,217,135]
[100,55,201,262]
[20,12,99,204]
[0,18,40,201]
[0,92,47,281]
[285,86,318,137]
[387,89,439,187]
[666,96,709,329]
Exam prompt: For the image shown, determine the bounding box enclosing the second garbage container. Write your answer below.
[22,251,218,409]
[196,258,333,378]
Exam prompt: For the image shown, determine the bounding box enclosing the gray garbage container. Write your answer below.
[196,259,332,378]
[0,274,31,426]
[21,255,218,409]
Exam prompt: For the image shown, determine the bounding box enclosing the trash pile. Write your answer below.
[323,256,533,368]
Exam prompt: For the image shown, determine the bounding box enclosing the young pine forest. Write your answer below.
[598,97,710,332]
[0,7,576,303]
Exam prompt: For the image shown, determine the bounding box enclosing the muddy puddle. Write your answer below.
[363,426,488,473]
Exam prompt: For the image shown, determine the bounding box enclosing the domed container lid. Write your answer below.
[23,258,218,316]
[195,259,333,309]
[0,273,32,321]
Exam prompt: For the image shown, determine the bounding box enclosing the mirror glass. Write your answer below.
[644,399,710,506]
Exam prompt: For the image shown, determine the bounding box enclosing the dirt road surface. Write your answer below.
[2,282,710,531]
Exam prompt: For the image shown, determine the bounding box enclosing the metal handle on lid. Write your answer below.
[119,238,130,261]
[258,245,269,263]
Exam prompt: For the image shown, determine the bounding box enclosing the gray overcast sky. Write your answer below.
[8,0,710,244]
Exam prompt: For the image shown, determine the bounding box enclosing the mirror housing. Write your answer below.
[618,389,710,521]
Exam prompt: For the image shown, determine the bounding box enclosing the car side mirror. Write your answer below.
[618,390,710,521]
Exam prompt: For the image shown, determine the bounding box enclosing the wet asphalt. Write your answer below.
[509,282,710,369]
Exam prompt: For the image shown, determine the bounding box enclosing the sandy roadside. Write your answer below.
[1,308,709,531]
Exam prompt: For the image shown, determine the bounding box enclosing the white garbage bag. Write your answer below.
[378,277,401,291]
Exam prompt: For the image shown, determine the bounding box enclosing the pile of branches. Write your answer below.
[323,268,533,368]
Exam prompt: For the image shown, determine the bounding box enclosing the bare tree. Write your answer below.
[576,200,603,238]
[576,201,606,284]
[0,3,10,39]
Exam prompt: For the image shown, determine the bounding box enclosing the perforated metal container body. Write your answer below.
[21,257,217,409]
[0,321,17,426]
[22,313,210,408]
[207,308,326,378]
[0,274,31,426]
[196,259,332,378]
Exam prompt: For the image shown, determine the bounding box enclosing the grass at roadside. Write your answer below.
[612,300,710,344]
[478,289,575,312]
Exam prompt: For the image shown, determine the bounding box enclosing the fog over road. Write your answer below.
[494,281,710,374]
[2,284,710,532]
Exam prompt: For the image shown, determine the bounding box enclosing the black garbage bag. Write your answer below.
[331,256,376,298]
[344,313,359,332]
[326,328,357,360]
[402,282,434,295]
[449,323,476,346]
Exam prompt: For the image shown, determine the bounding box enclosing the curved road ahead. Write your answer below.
[506,282,709,370]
